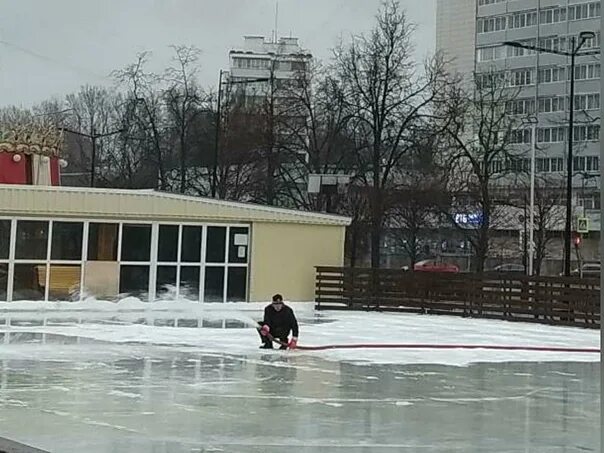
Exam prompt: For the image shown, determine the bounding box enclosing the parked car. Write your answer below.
[413,259,460,273]
[491,264,526,274]
[570,262,600,278]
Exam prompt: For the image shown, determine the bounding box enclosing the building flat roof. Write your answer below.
[0,185,351,226]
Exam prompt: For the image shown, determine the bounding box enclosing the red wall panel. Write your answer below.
[0,152,28,184]
[50,157,60,186]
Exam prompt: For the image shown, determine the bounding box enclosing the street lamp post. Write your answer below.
[34,104,138,188]
[504,31,599,276]
[521,118,538,276]
[212,71,271,198]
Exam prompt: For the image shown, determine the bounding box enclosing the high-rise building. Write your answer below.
[227,36,312,103]
[437,0,601,206]
[436,0,477,76]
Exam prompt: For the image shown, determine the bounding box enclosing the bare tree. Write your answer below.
[164,45,209,193]
[531,177,566,275]
[442,71,523,272]
[389,137,447,268]
[113,52,171,189]
[64,85,121,186]
[333,0,452,268]
[275,62,356,212]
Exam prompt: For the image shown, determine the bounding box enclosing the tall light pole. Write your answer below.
[212,72,270,198]
[504,31,599,276]
[518,116,538,276]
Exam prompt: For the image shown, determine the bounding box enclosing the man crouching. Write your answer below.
[258,294,299,350]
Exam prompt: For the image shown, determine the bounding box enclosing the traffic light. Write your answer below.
[574,235,582,248]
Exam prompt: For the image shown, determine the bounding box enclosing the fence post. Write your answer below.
[315,267,320,310]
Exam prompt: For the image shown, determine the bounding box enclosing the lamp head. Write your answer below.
[579,31,596,44]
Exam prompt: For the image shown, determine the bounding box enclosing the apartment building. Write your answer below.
[438,0,601,210]
[227,35,312,103]
[436,0,477,76]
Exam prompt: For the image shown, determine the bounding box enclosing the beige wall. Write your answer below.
[249,222,345,302]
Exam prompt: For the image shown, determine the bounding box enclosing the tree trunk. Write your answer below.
[474,227,489,273]
[370,186,383,269]
[348,225,359,268]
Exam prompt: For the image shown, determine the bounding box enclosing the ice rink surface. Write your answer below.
[0,301,600,452]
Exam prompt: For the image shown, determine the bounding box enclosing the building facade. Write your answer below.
[0,185,349,303]
[436,0,477,76]
[436,0,601,230]
[228,36,312,101]
[476,0,600,200]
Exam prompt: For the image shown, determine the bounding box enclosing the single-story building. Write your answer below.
[0,184,350,303]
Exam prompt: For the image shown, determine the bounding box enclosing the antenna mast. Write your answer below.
[274,0,279,43]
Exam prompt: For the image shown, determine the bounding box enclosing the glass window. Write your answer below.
[119,265,149,298]
[51,222,83,261]
[228,227,249,264]
[204,267,224,302]
[206,227,227,263]
[179,266,200,300]
[156,266,177,297]
[0,263,7,301]
[13,263,45,301]
[88,223,118,261]
[227,268,247,302]
[181,226,202,262]
[158,225,179,262]
[121,224,151,262]
[0,220,10,260]
[47,265,81,301]
[15,220,48,260]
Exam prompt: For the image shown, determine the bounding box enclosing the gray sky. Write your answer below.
[0,0,436,107]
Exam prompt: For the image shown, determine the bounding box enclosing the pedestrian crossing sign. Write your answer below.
[577,217,589,234]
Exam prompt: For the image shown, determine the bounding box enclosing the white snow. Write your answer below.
[0,300,599,366]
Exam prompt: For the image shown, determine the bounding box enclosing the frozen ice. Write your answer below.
[0,302,600,452]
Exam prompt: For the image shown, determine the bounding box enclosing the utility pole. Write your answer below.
[266,62,276,205]
[212,70,223,198]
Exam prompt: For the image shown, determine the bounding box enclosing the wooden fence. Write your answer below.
[315,267,600,329]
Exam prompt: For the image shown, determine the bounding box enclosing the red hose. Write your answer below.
[295,343,600,353]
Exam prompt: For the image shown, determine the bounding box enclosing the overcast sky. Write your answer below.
[0,0,436,107]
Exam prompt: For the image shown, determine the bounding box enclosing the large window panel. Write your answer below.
[47,265,81,301]
[156,266,177,297]
[0,220,11,260]
[179,266,200,300]
[227,267,247,302]
[181,226,202,262]
[206,227,227,263]
[13,264,45,301]
[51,222,83,261]
[0,264,7,301]
[119,265,149,298]
[88,223,118,261]
[228,227,249,264]
[204,266,224,302]
[158,225,179,262]
[121,224,151,262]
[15,221,48,260]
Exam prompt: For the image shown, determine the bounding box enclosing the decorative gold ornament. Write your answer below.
[0,120,63,157]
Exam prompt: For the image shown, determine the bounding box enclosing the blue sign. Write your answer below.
[454,212,483,226]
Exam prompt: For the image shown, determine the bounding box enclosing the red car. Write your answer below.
[413,259,460,273]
